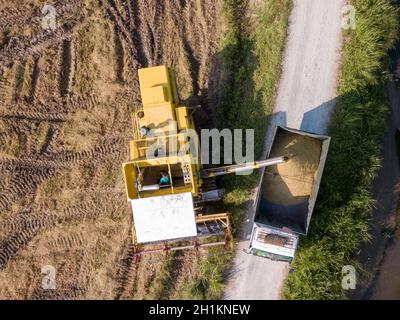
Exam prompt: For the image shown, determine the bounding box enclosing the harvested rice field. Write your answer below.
[0,0,226,299]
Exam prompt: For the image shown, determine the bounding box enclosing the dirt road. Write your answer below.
[224,0,344,300]
[350,28,400,299]
[365,81,400,300]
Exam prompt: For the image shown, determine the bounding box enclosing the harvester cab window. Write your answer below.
[137,165,169,190]
[135,162,192,196]
[159,170,171,187]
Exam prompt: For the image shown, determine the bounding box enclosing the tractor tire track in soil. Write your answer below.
[0,134,126,212]
[47,232,88,252]
[114,242,140,299]
[0,168,56,212]
[0,224,43,271]
[0,198,114,272]
[59,39,75,97]
[31,285,87,300]
[0,1,86,71]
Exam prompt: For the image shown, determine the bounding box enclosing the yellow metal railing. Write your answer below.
[130,132,199,161]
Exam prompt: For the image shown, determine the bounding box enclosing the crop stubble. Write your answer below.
[0,0,224,299]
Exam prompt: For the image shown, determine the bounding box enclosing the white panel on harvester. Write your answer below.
[131,192,197,243]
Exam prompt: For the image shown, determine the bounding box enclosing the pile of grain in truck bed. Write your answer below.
[262,132,322,206]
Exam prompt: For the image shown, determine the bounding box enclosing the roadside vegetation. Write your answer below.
[176,0,292,299]
[217,0,292,229]
[283,0,399,299]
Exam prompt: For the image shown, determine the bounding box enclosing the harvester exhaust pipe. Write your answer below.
[200,156,289,178]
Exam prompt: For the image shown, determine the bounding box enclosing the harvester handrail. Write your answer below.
[133,132,190,143]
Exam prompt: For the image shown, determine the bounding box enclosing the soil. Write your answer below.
[354,81,400,300]
[352,27,400,300]
[0,0,224,299]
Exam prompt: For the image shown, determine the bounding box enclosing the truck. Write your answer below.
[249,126,331,262]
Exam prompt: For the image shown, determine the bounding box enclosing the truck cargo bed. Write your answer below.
[254,126,331,235]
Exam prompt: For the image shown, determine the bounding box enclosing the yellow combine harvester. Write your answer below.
[122,66,232,255]
[122,65,287,256]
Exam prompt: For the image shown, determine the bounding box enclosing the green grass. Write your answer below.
[283,0,399,300]
[173,247,234,300]
[218,0,292,231]
[178,0,292,299]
